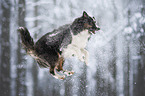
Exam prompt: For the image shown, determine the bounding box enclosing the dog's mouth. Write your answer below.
[89,27,100,34]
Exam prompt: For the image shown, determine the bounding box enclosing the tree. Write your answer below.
[78,64,87,96]
[32,0,39,95]
[0,0,11,96]
[16,0,26,96]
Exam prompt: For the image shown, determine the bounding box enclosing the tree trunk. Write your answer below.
[0,0,11,96]
[78,64,87,96]
[33,0,39,95]
[16,0,26,96]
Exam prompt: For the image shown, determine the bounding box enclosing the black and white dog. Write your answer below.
[18,11,100,79]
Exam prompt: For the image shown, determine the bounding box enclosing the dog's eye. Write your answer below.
[89,22,93,25]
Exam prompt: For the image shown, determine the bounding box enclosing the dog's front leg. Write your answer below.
[66,45,85,62]
[71,46,86,62]
[81,48,89,65]
[71,46,89,64]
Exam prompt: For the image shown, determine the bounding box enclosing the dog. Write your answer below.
[18,11,100,80]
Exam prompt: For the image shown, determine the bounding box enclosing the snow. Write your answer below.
[124,27,133,34]
[132,55,141,60]
[140,28,144,33]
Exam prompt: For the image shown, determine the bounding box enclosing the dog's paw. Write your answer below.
[54,75,65,80]
[59,75,65,80]
[79,55,85,62]
[63,70,74,76]
[83,55,89,65]
[52,73,65,80]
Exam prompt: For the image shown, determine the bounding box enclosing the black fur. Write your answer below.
[18,27,34,50]
[18,11,100,79]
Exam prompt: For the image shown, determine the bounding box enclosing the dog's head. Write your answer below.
[71,11,100,35]
[82,11,100,34]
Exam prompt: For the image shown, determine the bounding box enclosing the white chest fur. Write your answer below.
[62,30,90,64]
[71,30,90,48]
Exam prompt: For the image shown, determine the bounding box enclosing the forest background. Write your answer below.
[0,0,145,96]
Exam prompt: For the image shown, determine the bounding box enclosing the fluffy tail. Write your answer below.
[18,27,34,51]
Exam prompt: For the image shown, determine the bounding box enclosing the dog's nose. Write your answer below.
[97,27,100,30]
[95,25,100,31]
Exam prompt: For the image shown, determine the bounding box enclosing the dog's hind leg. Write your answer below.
[57,55,74,76]
[56,57,64,72]
[42,50,65,80]
[50,66,65,80]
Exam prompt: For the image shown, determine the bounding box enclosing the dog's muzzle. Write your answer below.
[89,26,100,34]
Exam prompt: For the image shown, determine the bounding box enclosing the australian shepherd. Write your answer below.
[18,11,100,80]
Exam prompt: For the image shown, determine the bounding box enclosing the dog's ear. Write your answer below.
[83,11,89,18]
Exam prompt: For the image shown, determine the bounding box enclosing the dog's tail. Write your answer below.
[18,27,34,51]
